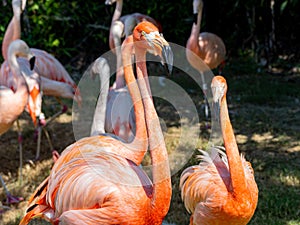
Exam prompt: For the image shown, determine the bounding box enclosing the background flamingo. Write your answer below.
[19,21,172,225]
[1,0,81,160]
[0,39,36,205]
[186,0,226,125]
[180,75,258,225]
[94,0,162,141]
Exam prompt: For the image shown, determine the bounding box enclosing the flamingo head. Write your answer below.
[193,0,203,24]
[9,39,35,70]
[133,21,173,75]
[12,0,26,18]
[211,75,227,104]
[211,75,227,122]
[105,0,117,5]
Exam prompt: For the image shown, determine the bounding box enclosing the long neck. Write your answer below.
[2,15,21,60]
[122,37,148,164]
[114,42,125,88]
[110,0,125,88]
[186,3,203,67]
[135,48,171,219]
[90,58,110,136]
[192,3,202,37]
[112,0,122,24]
[220,95,247,194]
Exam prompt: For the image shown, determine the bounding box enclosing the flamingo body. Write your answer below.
[94,0,161,141]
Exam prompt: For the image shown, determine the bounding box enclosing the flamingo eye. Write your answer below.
[141,31,146,36]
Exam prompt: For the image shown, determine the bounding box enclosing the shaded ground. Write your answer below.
[0,57,300,225]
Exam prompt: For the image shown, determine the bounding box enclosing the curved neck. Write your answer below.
[122,37,148,164]
[115,43,125,88]
[2,15,21,60]
[192,3,202,36]
[135,47,171,218]
[186,3,203,68]
[220,95,247,194]
[112,0,123,24]
[90,58,110,136]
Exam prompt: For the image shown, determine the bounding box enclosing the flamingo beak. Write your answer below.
[29,56,35,70]
[161,44,173,76]
[193,13,198,25]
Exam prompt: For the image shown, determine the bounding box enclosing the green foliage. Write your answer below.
[0,0,299,68]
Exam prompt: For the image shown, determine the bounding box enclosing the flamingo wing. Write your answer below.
[22,142,153,224]
[180,148,230,215]
[31,48,82,104]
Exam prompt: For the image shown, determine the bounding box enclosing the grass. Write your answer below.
[1,55,300,225]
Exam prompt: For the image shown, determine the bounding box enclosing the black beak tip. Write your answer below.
[29,56,36,70]
[193,13,198,25]
[162,46,173,76]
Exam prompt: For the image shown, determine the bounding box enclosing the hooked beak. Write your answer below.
[148,33,173,76]
[29,56,35,70]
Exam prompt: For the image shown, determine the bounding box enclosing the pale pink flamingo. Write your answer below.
[1,0,81,160]
[19,21,172,224]
[186,0,226,125]
[180,75,258,224]
[94,0,162,142]
[0,39,36,205]
[86,55,135,141]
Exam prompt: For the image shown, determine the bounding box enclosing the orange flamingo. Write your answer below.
[1,0,81,160]
[19,21,172,225]
[186,0,226,125]
[0,39,36,205]
[97,0,162,141]
[180,75,258,225]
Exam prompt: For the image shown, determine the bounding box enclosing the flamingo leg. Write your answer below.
[34,97,67,161]
[16,119,23,185]
[35,122,42,161]
[42,127,60,162]
[200,72,209,128]
[0,175,23,205]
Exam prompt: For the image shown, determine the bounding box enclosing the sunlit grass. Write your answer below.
[1,56,300,224]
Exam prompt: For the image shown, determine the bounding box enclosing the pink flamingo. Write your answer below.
[186,0,226,125]
[19,21,172,224]
[180,76,258,224]
[1,0,81,160]
[94,0,162,141]
[0,39,36,205]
